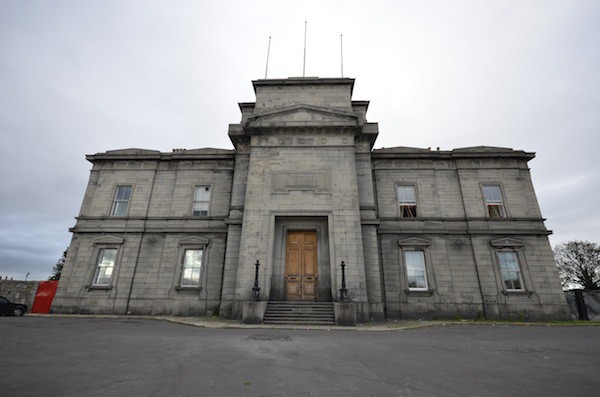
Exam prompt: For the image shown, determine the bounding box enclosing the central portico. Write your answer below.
[221,77,383,322]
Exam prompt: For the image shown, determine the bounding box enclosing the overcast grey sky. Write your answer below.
[1,0,598,280]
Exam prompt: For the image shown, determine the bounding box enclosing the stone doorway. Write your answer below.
[285,231,318,301]
[270,216,332,302]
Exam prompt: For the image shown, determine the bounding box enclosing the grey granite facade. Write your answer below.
[51,77,569,321]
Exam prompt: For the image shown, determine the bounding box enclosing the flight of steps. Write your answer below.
[263,301,336,325]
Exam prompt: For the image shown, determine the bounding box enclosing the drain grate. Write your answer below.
[247,334,291,341]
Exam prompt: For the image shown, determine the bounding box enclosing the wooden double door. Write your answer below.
[285,230,318,301]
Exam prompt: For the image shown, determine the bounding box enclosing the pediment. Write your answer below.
[245,104,358,128]
[398,237,431,247]
[178,236,210,247]
[93,235,125,245]
[490,237,525,248]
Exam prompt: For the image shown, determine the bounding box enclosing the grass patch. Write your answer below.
[457,319,600,326]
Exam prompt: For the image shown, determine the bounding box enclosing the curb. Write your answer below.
[23,314,599,330]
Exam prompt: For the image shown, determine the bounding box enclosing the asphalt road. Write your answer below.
[1,317,599,396]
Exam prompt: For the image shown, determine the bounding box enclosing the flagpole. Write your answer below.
[303,21,307,77]
[340,34,344,78]
[264,36,271,79]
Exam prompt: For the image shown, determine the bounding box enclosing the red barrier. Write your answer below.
[31,280,59,313]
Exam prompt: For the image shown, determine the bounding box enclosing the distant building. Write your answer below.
[52,77,569,322]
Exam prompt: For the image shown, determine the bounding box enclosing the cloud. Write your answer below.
[0,0,599,279]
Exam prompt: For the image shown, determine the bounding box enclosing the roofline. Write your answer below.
[372,149,536,161]
[252,77,355,94]
[86,150,236,163]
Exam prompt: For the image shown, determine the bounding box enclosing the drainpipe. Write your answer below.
[371,166,387,318]
[455,161,488,320]
[125,165,158,314]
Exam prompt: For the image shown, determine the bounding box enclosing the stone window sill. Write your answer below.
[404,289,434,297]
[502,290,533,297]
[85,285,112,292]
[175,286,202,294]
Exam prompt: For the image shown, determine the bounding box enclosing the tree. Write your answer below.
[553,241,600,290]
[49,248,68,281]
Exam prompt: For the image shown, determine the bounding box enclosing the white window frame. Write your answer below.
[92,248,118,286]
[398,237,433,295]
[396,185,417,218]
[490,237,533,296]
[175,236,210,292]
[179,249,203,288]
[192,185,212,217]
[482,184,506,218]
[496,250,525,291]
[404,250,428,291]
[111,185,132,217]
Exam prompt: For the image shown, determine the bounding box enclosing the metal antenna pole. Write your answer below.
[303,21,307,77]
[340,34,344,78]
[264,36,271,79]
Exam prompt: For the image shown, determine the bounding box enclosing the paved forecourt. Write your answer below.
[1,317,599,396]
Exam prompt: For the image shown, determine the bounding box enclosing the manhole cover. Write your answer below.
[247,334,291,341]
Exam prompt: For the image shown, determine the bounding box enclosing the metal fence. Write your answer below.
[565,290,600,321]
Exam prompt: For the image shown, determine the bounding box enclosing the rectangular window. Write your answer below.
[497,251,524,290]
[93,248,117,286]
[482,185,506,218]
[405,250,428,290]
[180,249,203,287]
[111,185,132,217]
[397,185,417,218]
[192,186,211,216]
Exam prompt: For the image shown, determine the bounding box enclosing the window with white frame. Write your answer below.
[497,251,524,291]
[111,185,132,217]
[180,249,203,287]
[397,185,417,218]
[482,185,506,218]
[192,186,211,216]
[404,250,428,290]
[93,248,117,286]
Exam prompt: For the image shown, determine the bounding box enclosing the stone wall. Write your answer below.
[373,149,569,320]
[0,280,39,311]
[51,150,234,316]
[52,78,569,322]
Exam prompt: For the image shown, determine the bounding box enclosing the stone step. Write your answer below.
[264,312,334,317]
[263,301,336,325]
[263,320,336,326]
[265,313,333,318]
[269,301,333,307]
[267,306,333,309]
[266,307,333,312]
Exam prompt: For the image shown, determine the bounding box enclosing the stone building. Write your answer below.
[51,77,569,322]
